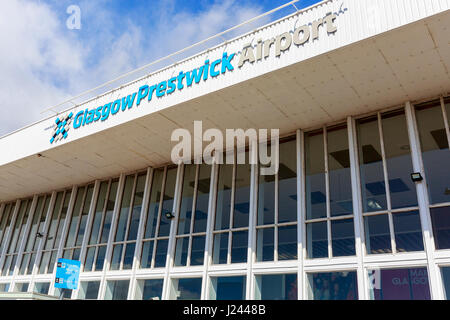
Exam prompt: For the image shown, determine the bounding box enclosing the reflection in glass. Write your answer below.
[381,110,417,209]
[278,140,297,223]
[78,281,100,300]
[115,176,134,242]
[210,276,246,300]
[233,163,251,229]
[140,241,154,269]
[442,267,450,300]
[95,245,106,271]
[255,274,297,300]
[305,130,326,219]
[213,233,228,264]
[415,100,450,205]
[178,165,196,235]
[136,279,163,300]
[308,271,358,300]
[365,214,392,254]
[215,164,233,230]
[105,280,129,300]
[357,116,387,212]
[174,237,189,267]
[154,239,168,268]
[34,282,49,295]
[193,164,210,233]
[159,168,177,237]
[144,169,163,239]
[257,170,275,226]
[256,228,274,262]
[231,230,248,263]
[369,268,430,300]
[328,125,353,216]
[170,278,202,300]
[123,243,136,269]
[190,236,205,266]
[278,225,297,260]
[392,211,423,252]
[331,219,355,257]
[128,174,146,241]
[430,206,450,250]
[89,182,108,245]
[307,222,327,258]
[100,180,118,244]
[110,244,123,270]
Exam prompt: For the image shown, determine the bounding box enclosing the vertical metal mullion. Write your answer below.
[247,139,258,300]
[440,96,450,145]
[405,101,444,299]
[323,127,332,258]
[228,152,237,265]
[297,130,305,300]
[377,113,396,253]
[348,117,368,300]
[274,156,279,262]
[201,159,219,300]
[151,166,167,269]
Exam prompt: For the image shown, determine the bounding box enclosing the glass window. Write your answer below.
[15,282,29,293]
[256,228,274,262]
[34,282,50,295]
[305,126,355,259]
[255,274,297,300]
[104,280,130,300]
[78,281,100,300]
[54,288,72,299]
[368,267,430,300]
[231,230,248,263]
[430,206,450,250]
[364,214,392,254]
[169,278,202,300]
[308,271,358,300]
[210,276,246,300]
[278,225,297,260]
[415,99,450,205]
[0,283,10,292]
[212,232,228,264]
[392,211,424,252]
[441,267,450,300]
[135,279,163,300]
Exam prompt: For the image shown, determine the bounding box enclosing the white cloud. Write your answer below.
[0,0,265,137]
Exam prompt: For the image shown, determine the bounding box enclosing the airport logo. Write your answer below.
[50,112,73,144]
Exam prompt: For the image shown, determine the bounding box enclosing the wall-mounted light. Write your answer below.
[411,172,423,182]
[165,212,175,220]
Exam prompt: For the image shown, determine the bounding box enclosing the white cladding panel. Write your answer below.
[0,0,449,166]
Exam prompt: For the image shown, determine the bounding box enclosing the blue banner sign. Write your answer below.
[54,258,81,290]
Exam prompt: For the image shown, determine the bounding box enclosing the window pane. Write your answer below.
[128,174,146,241]
[278,140,297,223]
[159,168,177,237]
[34,282,49,295]
[415,100,450,204]
[210,276,246,300]
[231,230,248,263]
[256,228,274,262]
[123,243,135,270]
[331,219,355,257]
[213,233,228,264]
[328,125,353,216]
[144,169,163,239]
[170,278,202,300]
[257,170,275,225]
[0,283,10,292]
[89,182,108,245]
[392,211,423,252]
[174,237,189,267]
[307,222,327,258]
[382,110,417,209]
[365,214,391,254]
[115,176,134,242]
[278,225,297,260]
[154,239,168,268]
[178,165,196,235]
[308,271,358,300]
[95,245,106,271]
[110,244,123,270]
[78,281,100,300]
[305,130,326,219]
[84,246,95,272]
[193,164,210,233]
[215,164,233,230]
[442,267,450,300]
[15,282,29,293]
[100,180,118,243]
[65,189,84,248]
[369,268,430,300]
[136,279,163,300]
[357,116,387,212]
[255,274,297,300]
[140,241,154,269]
[233,163,251,228]
[430,206,450,250]
[105,280,129,300]
[190,236,205,266]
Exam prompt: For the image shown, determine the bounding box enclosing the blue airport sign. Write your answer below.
[54,258,81,290]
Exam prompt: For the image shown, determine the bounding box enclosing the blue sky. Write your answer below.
[0,0,322,136]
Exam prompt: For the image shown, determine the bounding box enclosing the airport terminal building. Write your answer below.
[0,0,449,300]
